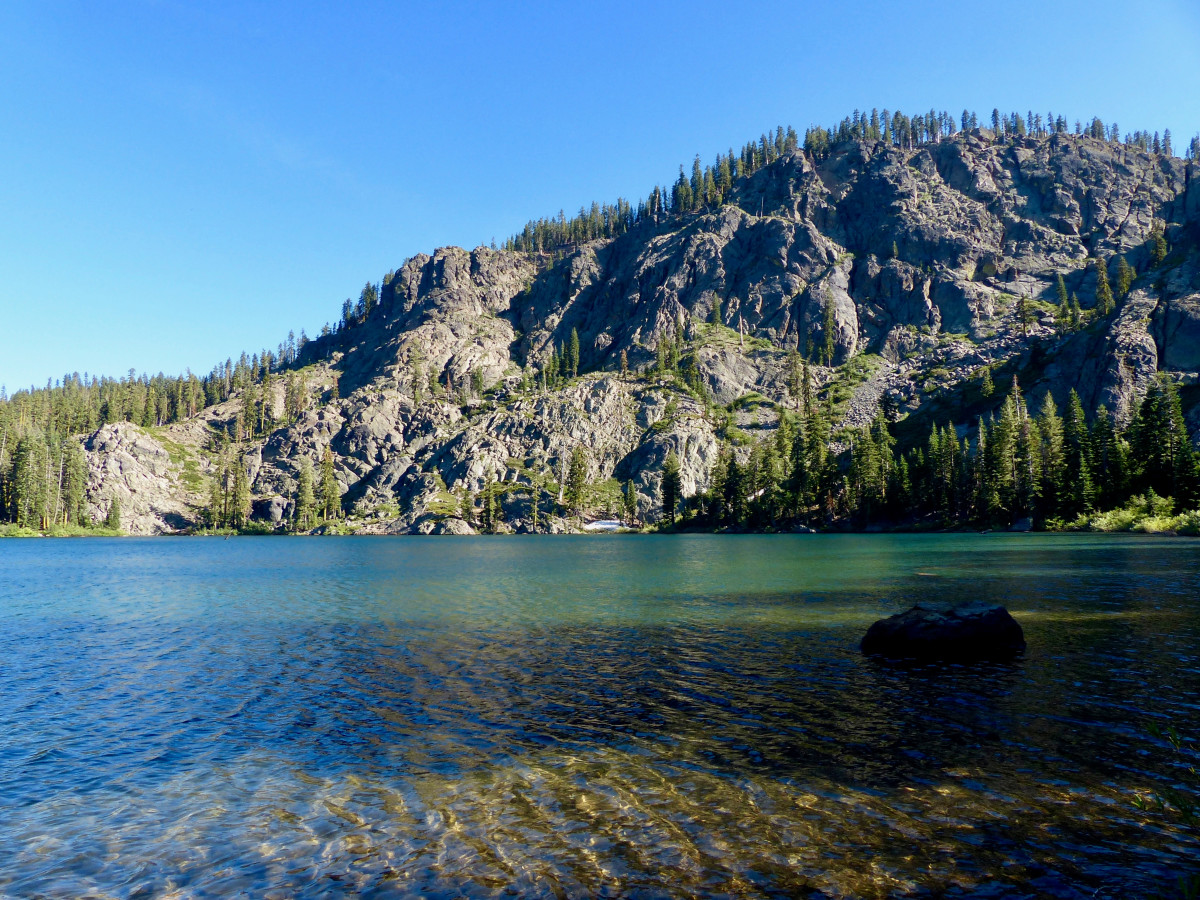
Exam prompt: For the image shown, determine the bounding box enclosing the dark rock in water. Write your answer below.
[861,604,1025,660]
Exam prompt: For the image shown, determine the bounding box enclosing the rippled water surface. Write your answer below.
[1,535,1198,898]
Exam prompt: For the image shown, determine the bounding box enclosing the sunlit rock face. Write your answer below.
[83,423,200,534]
[81,132,1200,532]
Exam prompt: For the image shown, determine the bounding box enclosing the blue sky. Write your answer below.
[2,0,1199,391]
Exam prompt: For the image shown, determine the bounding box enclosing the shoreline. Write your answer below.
[5,527,1198,539]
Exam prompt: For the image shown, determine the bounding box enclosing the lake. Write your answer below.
[0,535,1197,898]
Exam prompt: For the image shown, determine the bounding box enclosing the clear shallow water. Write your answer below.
[0,535,1197,898]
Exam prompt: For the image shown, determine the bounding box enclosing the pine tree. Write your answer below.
[786,350,802,408]
[849,413,893,520]
[980,366,994,398]
[1037,394,1065,521]
[565,446,588,516]
[295,458,315,530]
[1090,406,1128,510]
[673,165,693,212]
[206,470,224,529]
[1063,389,1095,517]
[410,347,425,403]
[1150,226,1168,268]
[529,474,540,532]
[711,296,722,326]
[1094,258,1113,315]
[1055,274,1069,326]
[623,479,638,526]
[11,431,49,529]
[259,372,274,434]
[568,328,580,378]
[1129,375,1200,509]
[240,380,257,440]
[1013,391,1041,520]
[480,474,497,533]
[974,417,997,523]
[319,447,339,520]
[1115,255,1133,299]
[989,384,1028,524]
[705,445,730,523]
[59,439,87,526]
[620,350,629,378]
[360,282,378,319]
[821,291,837,366]
[231,462,251,529]
[655,334,672,375]
[660,451,681,525]
[104,494,121,531]
[723,454,746,527]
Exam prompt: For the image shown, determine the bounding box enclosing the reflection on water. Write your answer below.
[0,535,1197,897]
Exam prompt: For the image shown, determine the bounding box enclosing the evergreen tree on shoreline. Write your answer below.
[660,451,682,526]
[295,459,316,531]
[565,446,588,517]
[319,448,340,521]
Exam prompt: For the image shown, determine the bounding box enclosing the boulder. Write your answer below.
[860,603,1025,660]
[252,495,292,525]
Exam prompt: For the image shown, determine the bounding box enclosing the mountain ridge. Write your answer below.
[3,123,1200,534]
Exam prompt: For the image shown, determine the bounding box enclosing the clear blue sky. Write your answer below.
[2,0,1199,392]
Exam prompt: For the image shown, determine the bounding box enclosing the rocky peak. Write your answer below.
[79,131,1200,533]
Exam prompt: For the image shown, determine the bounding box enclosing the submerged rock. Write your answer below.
[861,603,1025,660]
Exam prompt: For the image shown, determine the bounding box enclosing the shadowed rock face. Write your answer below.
[861,604,1026,660]
[80,131,1200,533]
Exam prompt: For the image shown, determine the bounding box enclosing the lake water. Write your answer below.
[1,535,1197,898]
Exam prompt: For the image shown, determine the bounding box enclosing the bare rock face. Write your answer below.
[861,604,1026,660]
[245,371,722,529]
[319,134,1196,431]
[339,246,538,396]
[83,424,201,535]
[75,132,1200,533]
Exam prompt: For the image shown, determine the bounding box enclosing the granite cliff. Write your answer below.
[80,130,1200,533]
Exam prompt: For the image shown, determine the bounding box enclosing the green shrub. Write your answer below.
[1068,491,1198,533]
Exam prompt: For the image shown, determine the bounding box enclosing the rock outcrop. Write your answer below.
[83,424,201,535]
[860,604,1027,660]
[75,130,1200,533]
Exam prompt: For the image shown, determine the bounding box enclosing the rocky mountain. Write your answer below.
[83,129,1200,534]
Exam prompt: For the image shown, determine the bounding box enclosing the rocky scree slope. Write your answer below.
[83,131,1200,533]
